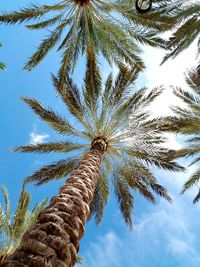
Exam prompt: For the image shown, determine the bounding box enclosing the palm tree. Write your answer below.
[162,67,200,203]
[0,42,6,70]
[162,1,200,66]
[0,62,183,267]
[0,0,181,77]
[0,183,48,264]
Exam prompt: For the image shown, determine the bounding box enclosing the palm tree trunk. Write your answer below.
[0,145,105,267]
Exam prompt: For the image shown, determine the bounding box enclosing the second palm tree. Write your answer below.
[0,61,183,267]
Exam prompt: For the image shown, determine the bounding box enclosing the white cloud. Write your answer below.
[168,237,191,254]
[82,232,122,267]
[143,40,198,88]
[141,39,198,117]
[29,129,49,145]
[162,133,182,150]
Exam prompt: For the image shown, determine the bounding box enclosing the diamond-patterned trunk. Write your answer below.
[0,146,104,267]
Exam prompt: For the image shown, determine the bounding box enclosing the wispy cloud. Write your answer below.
[81,232,122,267]
[29,127,49,145]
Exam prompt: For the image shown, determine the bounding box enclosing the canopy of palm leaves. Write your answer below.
[163,67,200,203]
[14,59,183,228]
[0,43,6,70]
[0,183,48,263]
[162,1,200,66]
[0,0,183,77]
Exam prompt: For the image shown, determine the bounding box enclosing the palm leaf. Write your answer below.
[21,97,80,136]
[113,172,134,229]
[13,142,87,154]
[89,171,109,224]
[0,3,65,24]
[25,158,79,185]
[83,49,102,114]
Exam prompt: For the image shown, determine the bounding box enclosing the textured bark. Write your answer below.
[0,146,104,267]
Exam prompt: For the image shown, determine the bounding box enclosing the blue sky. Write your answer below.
[1,1,200,267]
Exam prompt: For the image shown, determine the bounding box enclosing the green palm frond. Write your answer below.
[169,65,200,203]
[0,3,66,24]
[89,171,109,224]
[15,65,183,227]
[0,183,48,262]
[25,158,79,185]
[0,42,6,70]
[26,14,63,30]
[185,68,200,94]
[162,2,200,64]
[11,183,30,240]
[13,141,87,154]
[24,24,66,71]
[0,63,6,70]
[76,255,84,264]
[0,0,182,76]
[83,50,102,114]
[113,172,134,228]
[174,147,200,159]
[21,97,85,137]
[181,169,200,193]
[52,75,85,121]
[1,186,10,220]
[119,161,172,203]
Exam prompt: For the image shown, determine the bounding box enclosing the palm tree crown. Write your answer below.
[14,60,183,227]
[165,67,200,203]
[0,183,48,264]
[0,0,181,77]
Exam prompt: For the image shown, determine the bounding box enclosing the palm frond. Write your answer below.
[1,186,10,220]
[24,26,65,71]
[109,64,140,108]
[26,14,63,30]
[0,42,6,70]
[52,75,95,137]
[185,67,200,93]
[11,183,30,240]
[0,62,6,70]
[21,97,80,136]
[25,158,79,185]
[0,184,48,259]
[181,169,200,195]
[83,49,102,114]
[162,3,200,63]
[0,3,65,24]
[113,172,134,229]
[174,147,200,159]
[124,146,184,172]
[13,142,87,154]
[89,171,109,224]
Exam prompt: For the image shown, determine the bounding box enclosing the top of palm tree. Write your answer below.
[162,67,200,203]
[14,59,183,228]
[0,0,183,78]
[0,183,48,263]
[0,42,6,70]
[162,1,200,65]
